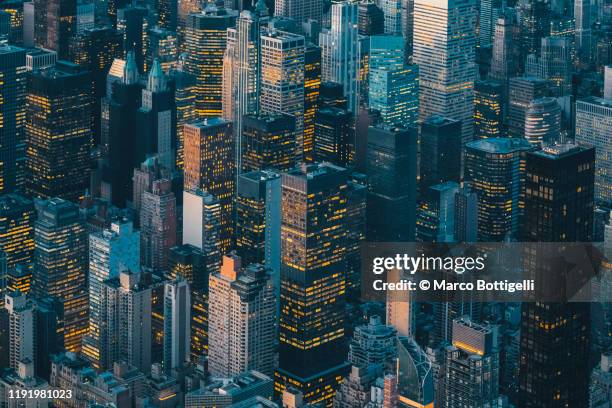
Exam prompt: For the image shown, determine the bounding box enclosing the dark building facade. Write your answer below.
[314,107,355,167]
[419,115,461,195]
[241,113,296,173]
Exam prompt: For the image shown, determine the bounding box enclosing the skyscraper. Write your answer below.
[474,79,503,139]
[464,138,533,241]
[419,116,462,194]
[575,0,592,62]
[184,119,234,253]
[303,44,321,162]
[519,0,550,59]
[274,0,322,28]
[454,183,478,242]
[32,198,88,352]
[182,188,222,272]
[524,97,561,146]
[358,2,384,36]
[116,6,148,72]
[147,27,178,72]
[169,61,198,170]
[184,7,237,119]
[163,277,191,375]
[275,163,350,406]
[260,28,305,161]
[519,143,594,407]
[241,114,296,173]
[25,61,92,202]
[348,315,397,368]
[82,219,140,370]
[507,76,549,139]
[0,45,26,194]
[366,125,417,241]
[140,178,177,273]
[379,0,402,34]
[208,254,276,377]
[413,0,477,151]
[320,1,360,115]
[313,107,355,167]
[5,291,34,370]
[0,194,35,270]
[540,36,572,96]
[39,0,77,60]
[489,13,520,92]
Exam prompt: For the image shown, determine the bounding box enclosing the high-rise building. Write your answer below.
[208,254,276,378]
[413,0,477,151]
[540,36,572,96]
[303,44,321,162]
[474,79,503,139]
[454,183,478,242]
[366,125,417,241]
[163,277,191,375]
[419,116,462,194]
[274,0,322,28]
[5,291,34,371]
[82,219,140,370]
[182,188,222,272]
[348,315,397,369]
[25,61,92,202]
[168,62,198,170]
[489,13,520,92]
[416,182,459,243]
[519,143,594,407]
[519,0,550,59]
[313,107,354,167]
[241,114,296,173]
[589,352,612,408]
[576,94,612,207]
[132,156,163,218]
[116,6,148,72]
[136,60,176,171]
[32,198,88,352]
[380,0,402,34]
[184,7,237,119]
[575,0,591,62]
[100,270,152,373]
[319,1,360,115]
[157,0,177,31]
[147,27,178,72]
[524,97,561,146]
[479,0,501,49]
[346,174,366,300]
[0,45,26,194]
[464,138,533,241]
[441,318,499,406]
[35,0,77,60]
[260,28,305,161]
[183,119,234,253]
[275,163,351,406]
[396,336,434,407]
[235,170,281,280]
[140,178,177,273]
[358,2,384,36]
[0,194,35,270]
[507,76,549,139]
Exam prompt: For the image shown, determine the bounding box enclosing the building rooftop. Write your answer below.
[466,137,533,154]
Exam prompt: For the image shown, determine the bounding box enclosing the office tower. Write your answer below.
[82,219,139,370]
[275,163,351,406]
[441,318,499,406]
[168,244,209,361]
[25,61,91,202]
[274,0,322,27]
[183,119,234,253]
[358,2,384,36]
[540,36,572,96]
[303,44,321,162]
[419,116,462,194]
[116,6,148,72]
[454,183,478,242]
[605,66,612,101]
[369,34,404,71]
[348,315,397,368]
[366,125,417,241]
[519,143,594,407]
[589,352,612,408]
[416,182,459,243]
[368,59,418,128]
[259,28,305,161]
[25,48,57,72]
[319,1,360,114]
[68,27,123,144]
[5,291,34,371]
[489,13,520,90]
[76,0,94,34]
[169,61,198,170]
[147,27,178,72]
[346,175,366,299]
[524,97,561,146]
[177,0,201,47]
[235,170,281,285]
[163,277,191,375]
[34,0,77,60]
[319,82,348,109]
[241,114,296,173]
[32,198,88,352]
[23,2,34,47]
[140,178,177,273]
[519,0,550,59]
[5,264,32,296]
[575,0,591,62]
[313,107,354,166]
[413,0,476,151]
[184,7,237,119]
[576,93,612,207]
[479,0,500,49]
[136,60,176,171]
[158,0,177,31]
[380,0,402,34]
[185,371,274,407]
[0,1,24,45]
[0,46,26,195]
[0,194,34,270]
[208,254,276,377]
[474,79,503,140]
[465,138,533,241]
[100,270,152,373]
[132,156,163,217]
[396,337,434,407]
[34,297,61,380]
[182,188,222,272]
[507,76,549,139]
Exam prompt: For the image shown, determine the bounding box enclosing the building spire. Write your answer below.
[147,58,167,92]
[122,51,139,85]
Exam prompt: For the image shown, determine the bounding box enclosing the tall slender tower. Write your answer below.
[575,0,591,62]
[413,0,477,153]
[0,194,35,270]
[275,163,350,407]
[163,277,191,375]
